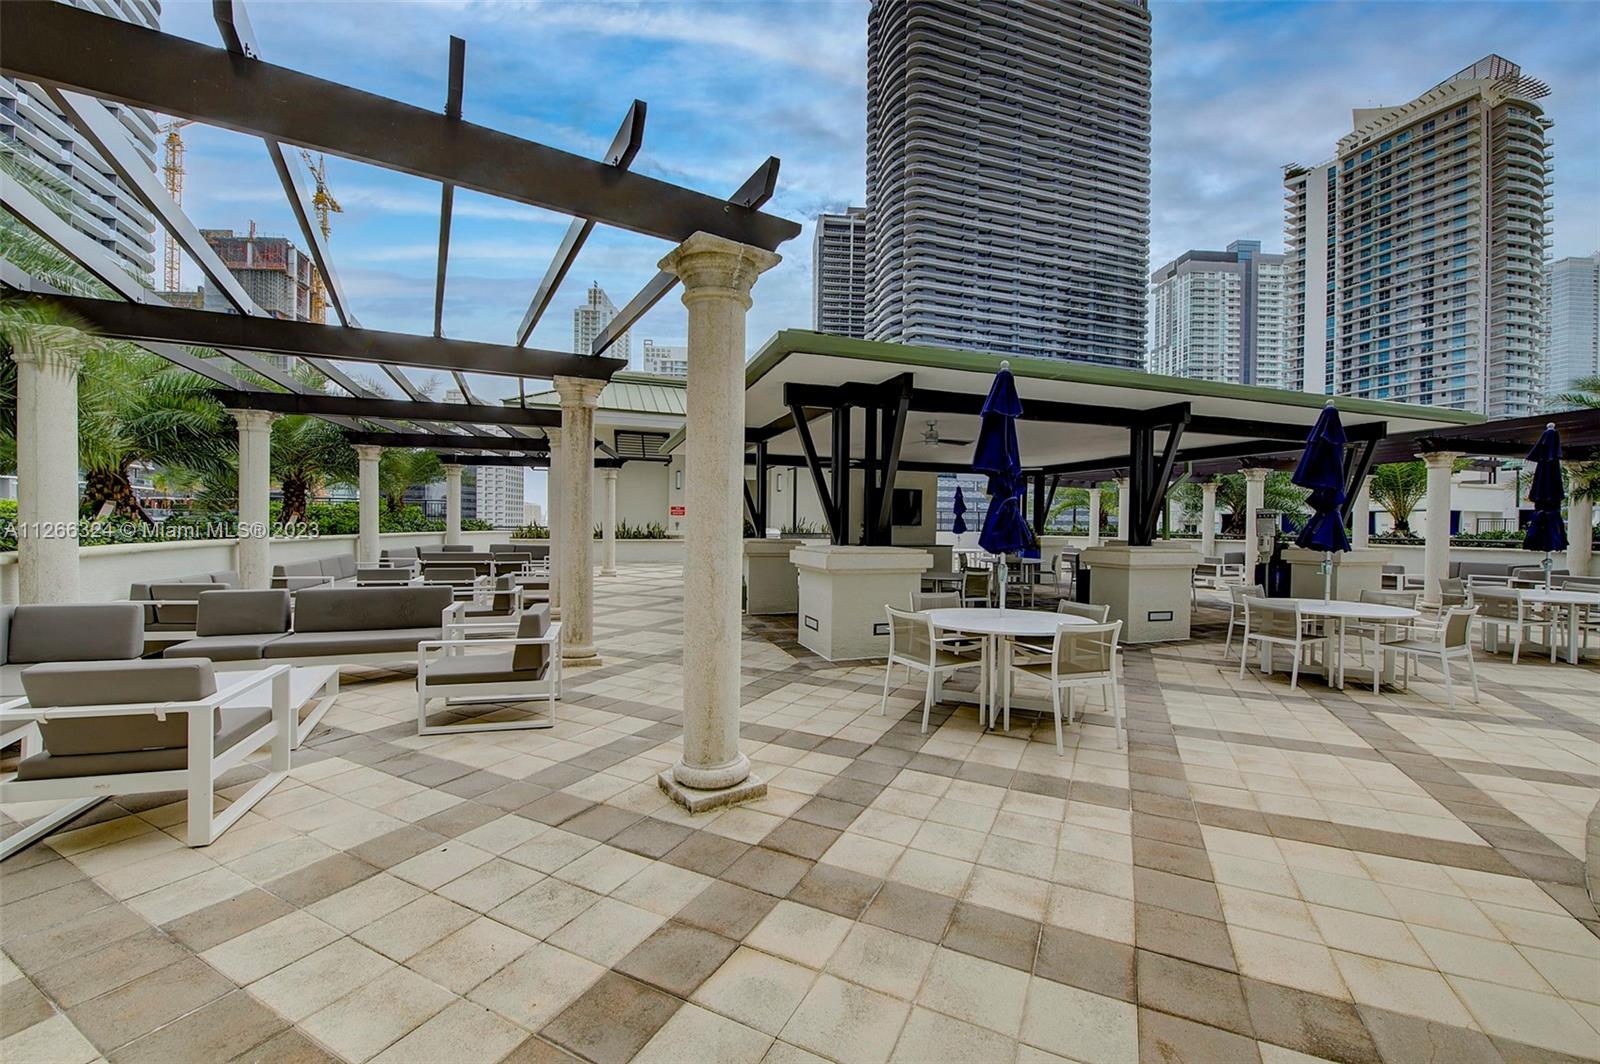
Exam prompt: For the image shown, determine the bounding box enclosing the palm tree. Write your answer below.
[1555,375,1600,411]
[1367,461,1429,535]
[1172,472,1309,536]
[1046,482,1116,532]
[378,449,443,514]
[271,414,356,524]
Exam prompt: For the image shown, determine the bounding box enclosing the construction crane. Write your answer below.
[298,149,342,323]
[159,118,193,293]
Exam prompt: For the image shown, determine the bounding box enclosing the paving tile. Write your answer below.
[917,947,1030,1036]
[349,826,452,870]
[862,882,957,943]
[1,976,54,1040]
[299,966,456,1064]
[1019,977,1138,1064]
[890,1007,1016,1064]
[691,946,818,1037]
[615,921,740,998]
[942,900,1041,972]
[305,872,426,933]
[746,900,853,969]
[67,954,230,1054]
[352,893,477,962]
[468,942,605,1030]
[787,863,882,919]
[265,852,381,908]
[762,819,843,861]
[632,1003,773,1064]
[1356,1004,1504,1064]
[662,832,751,877]
[780,973,910,1064]
[107,989,285,1064]
[249,937,396,1022]
[609,817,694,860]
[227,1026,342,1064]
[1446,975,1600,1059]
[1034,925,1135,1002]
[2,900,148,972]
[1138,1007,1263,1064]
[1,1013,100,1064]
[546,896,667,966]
[722,846,814,897]
[540,971,682,1064]
[1240,977,1381,1063]
[676,880,780,939]
[369,999,528,1064]
[33,927,193,1008]
[1135,902,1238,971]
[405,916,537,994]
[1135,948,1254,1037]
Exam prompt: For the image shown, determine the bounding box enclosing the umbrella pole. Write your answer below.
[1545,551,1553,590]
[1323,552,1332,602]
[998,559,1008,612]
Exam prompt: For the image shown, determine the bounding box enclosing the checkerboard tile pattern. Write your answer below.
[3,565,1598,1063]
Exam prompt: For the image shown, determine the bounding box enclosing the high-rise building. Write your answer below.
[0,0,161,281]
[1284,56,1553,418]
[865,0,1153,366]
[641,340,688,378]
[813,207,869,338]
[1148,240,1289,388]
[191,228,315,321]
[573,282,630,363]
[474,467,526,529]
[1547,253,1600,403]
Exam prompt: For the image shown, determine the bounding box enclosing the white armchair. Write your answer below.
[417,606,562,736]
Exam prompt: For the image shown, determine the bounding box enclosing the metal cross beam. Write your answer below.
[788,403,839,543]
[434,453,549,469]
[213,2,357,331]
[517,101,646,346]
[204,390,559,427]
[1340,436,1380,522]
[1,2,799,250]
[590,157,781,356]
[435,34,465,340]
[35,293,625,380]
[345,431,545,453]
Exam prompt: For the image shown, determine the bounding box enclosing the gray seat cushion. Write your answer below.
[423,651,548,685]
[513,605,552,673]
[357,567,412,585]
[4,603,145,665]
[263,628,440,658]
[21,659,219,758]
[16,705,271,780]
[293,586,454,632]
[196,590,291,637]
[164,633,289,662]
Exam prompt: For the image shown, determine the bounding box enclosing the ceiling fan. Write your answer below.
[921,420,973,447]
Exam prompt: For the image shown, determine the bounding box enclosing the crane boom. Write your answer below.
[297,149,342,323]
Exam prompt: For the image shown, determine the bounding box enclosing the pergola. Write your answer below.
[1,1,800,808]
[709,331,1477,569]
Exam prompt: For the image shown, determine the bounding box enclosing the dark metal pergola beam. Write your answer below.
[345,431,544,453]
[204,390,559,427]
[590,157,780,356]
[434,34,465,340]
[433,453,548,469]
[0,1,799,250]
[34,293,625,380]
[517,101,646,347]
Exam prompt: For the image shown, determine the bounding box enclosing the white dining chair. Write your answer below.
[1223,584,1265,660]
[879,606,984,733]
[1237,597,1315,689]
[1002,620,1124,752]
[1385,606,1480,707]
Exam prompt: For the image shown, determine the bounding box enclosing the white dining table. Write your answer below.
[1284,598,1420,690]
[924,607,1094,726]
[1475,587,1600,664]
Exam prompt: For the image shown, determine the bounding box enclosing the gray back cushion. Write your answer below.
[512,604,552,673]
[24,659,218,754]
[488,574,516,612]
[294,586,453,633]
[209,571,241,587]
[440,544,474,553]
[6,603,145,665]
[197,590,292,637]
[424,566,477,583]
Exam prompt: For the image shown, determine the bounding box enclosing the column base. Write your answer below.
[561,648,602,667]
[658,769,767,813]
[600,567,617,577]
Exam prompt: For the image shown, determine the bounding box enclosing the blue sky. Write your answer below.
[161,0,1599,399]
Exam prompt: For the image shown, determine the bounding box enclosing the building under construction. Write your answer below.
[197,227,314,320]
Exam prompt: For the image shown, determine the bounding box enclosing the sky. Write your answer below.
[154,0,1600,505]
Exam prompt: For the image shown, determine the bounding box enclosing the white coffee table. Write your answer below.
[222,665,340,748]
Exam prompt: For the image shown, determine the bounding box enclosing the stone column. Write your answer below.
[443,464,463,545]
[657,232,780,811]
[1420,451,1460,606]
[600,467,619,577]
[356,444,383,565]
[1351,475,1373,550]
[554,377,605,663]
[1566,464,1593,578]
[545,429,562,616]
[231,409,276,589]
[1200,480,1218,558]
[10,328,83,603]
[1242,467,1268,583]
[1114,478,1129,542]
[1087,485,1102,547]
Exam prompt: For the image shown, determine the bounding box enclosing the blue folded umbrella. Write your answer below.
[1292,403,1351,598]
[952,487,968,535]
[1523,424,1567,556]
[973,363,1035,559]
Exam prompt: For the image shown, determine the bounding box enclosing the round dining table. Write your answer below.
[924,607,1095,726]
[1284,598,1419,689]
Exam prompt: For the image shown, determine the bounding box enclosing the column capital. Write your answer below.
[599,466,619,482]
[228,408,278,432]
[552,376,608,409]
[443,462,463,478]
[544,427,563,450]
[1241,466,1270,483]
[6,324,86,373]
[658,232,781,306]
[1417,450,1463,468]
[354,444,385,462]
[1201,480,1219,495]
